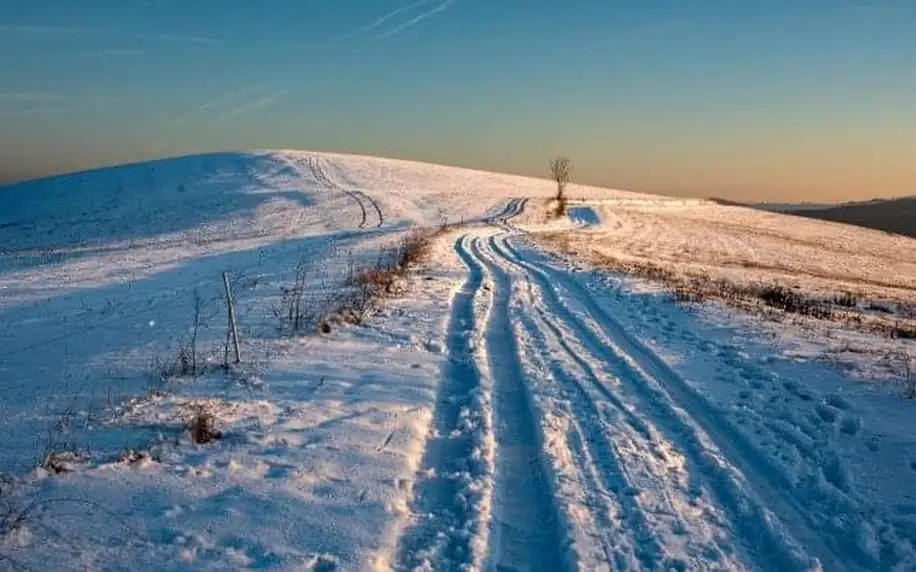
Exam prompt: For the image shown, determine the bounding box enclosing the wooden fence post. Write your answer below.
[222,272,242,365]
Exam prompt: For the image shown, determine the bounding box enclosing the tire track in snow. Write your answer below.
[394,235,492,571]
[318,156,385,229]
[505,244,749,569]
[490,198,527,230]
[523,308,669,569]
[482,236,755,570]
[467,238,571,572]
[518,308,666,567]
[305,154,385,229]
[472,238,659,569]
[500,236,897,570]
[353,188,384,228]
[493,235,841,570]
[304,154,366,228]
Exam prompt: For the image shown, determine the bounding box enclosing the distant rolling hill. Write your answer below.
[788,195,916,238]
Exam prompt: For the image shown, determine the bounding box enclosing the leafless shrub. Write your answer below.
[271,227,446,336]
[758,285,832,318]
[338,284,376,326]
[151,292,209,382]
[177,344,194,376]
[393,229,435,269]
[188,405,221,444]
[148,352,176,387]
[40,452,82,476]
[149,342,198,387]
[833,291,859,309]
[676,278,833,319]
[273,260,315,334]
[673,287,704,303]
[890,321,916,340]
[335,229,438,326]
[188,289,203,376]
[867,301,894,314]
[1,475,26,536]
[900,302,916,319]
[116,448,156,466]
[39,408,88,475]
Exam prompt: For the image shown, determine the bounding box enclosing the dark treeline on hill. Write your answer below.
[709,195,916,239]
[792,196,916,239]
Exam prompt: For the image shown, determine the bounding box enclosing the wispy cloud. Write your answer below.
[847,2,908,16]
[0,107,77,118]
[377,0,457,39]
[0,93,65,102]
[133,33,219,45]
[0,93,71,117]
[174,85,268,125]
[0,24,113,35]
[0,93,113,119]
[0,24,219,44]
[200,85,265,111]
[81,48,145,57]
[216,90,288,123]
[337,0,429,40]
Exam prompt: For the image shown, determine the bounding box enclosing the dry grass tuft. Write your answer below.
[188,405,221,444]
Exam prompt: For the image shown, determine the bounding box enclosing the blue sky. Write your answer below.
[1,0,914,200]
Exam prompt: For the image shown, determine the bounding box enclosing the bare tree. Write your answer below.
[549,156,573,216]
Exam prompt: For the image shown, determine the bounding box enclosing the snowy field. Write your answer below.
[533,198,916,380]
[536,198,916,304]
[1,150,916,570]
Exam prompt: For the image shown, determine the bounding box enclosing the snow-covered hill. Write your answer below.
[3,150,623,472]
[0,150,631,569]
[2,150,916,570]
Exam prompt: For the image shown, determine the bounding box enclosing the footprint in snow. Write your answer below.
[265,463,296,479]
[867,435,881,451]
[825,394,853,410]
[815,403,839,424]
[304,554,338,571]
[839,415,862,436]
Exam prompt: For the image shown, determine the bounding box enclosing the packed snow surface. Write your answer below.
[1,150,915,570]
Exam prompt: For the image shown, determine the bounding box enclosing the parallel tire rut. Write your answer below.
[468,238,571,572]
[491,198,527,230]
[493,234,842,570]
[395,236,490,571]
[306,155,384,228]
[397,198,860,570]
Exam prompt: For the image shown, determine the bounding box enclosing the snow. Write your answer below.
[567,206,601,227]
[2,149,916,570]
[543,200,916,303]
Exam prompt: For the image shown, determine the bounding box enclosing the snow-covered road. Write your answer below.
[394,215,914,570]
